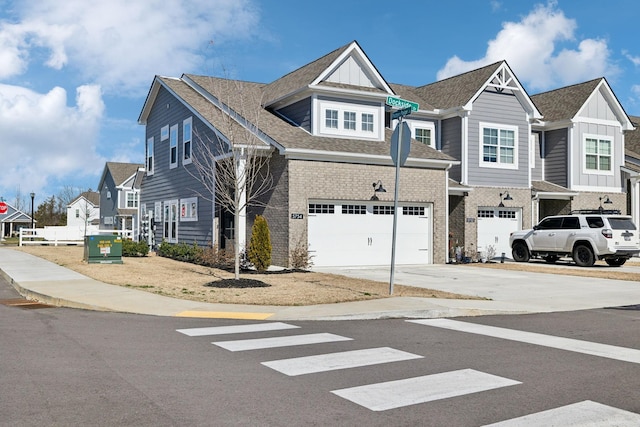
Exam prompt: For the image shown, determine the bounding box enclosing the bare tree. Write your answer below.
[188,76,274,279]
[12,186,28,212]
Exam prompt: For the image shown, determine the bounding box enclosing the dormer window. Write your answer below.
[326,110,338,128]
[318,99,381,140]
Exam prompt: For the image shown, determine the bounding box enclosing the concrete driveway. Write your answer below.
[314,260,640,315]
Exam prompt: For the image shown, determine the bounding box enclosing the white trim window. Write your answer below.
[183,117,192,165]
[415,128,432,146]
[169,124,178,169]
[126,191,139,208]
[161,125,169,141]
[480,122,518,169]
[179,197,198,222]
[584,134,613,174]
[318,100,380,139]
[146,136,154,176]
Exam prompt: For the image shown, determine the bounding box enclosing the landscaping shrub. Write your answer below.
[290,236,313,270]
[247,215,271,271]
[122,239,149,257]
[157,240,202,262]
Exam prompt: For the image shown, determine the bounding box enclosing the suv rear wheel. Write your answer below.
[512,242,530,262]
[605,258,627,267]
[573,244,595,267]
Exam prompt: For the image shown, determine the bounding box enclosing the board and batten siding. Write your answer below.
[277,98,312,132]
[141,85,217,247]
[572,121,621,188]
[543,128,568,187]
[531,131,543,181]
[440,117,462,182]
[467,90,529,187]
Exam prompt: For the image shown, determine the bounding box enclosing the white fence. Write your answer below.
[19,226,134,246]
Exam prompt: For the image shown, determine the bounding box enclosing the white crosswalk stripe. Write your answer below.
[262,347,423,376]
[331,369,521,411]
[213,333,353,351]
[176,322,299,337]
[484,400,640,426]
[408,319,640,364]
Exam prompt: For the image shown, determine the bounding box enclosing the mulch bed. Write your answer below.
[205,278,271,288]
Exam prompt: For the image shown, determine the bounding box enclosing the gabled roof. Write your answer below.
[532,78,633,130]
[0,202,34,224]
[531,78,601,122]
[99,162,144,191]
[414,61,503,110]
[262,40,394,108]
[159,74,455,165]
[70,191,100,207]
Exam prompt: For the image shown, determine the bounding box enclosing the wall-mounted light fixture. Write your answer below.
[498,191,512,207]
[599,195,612,209]
[371,180,386,201]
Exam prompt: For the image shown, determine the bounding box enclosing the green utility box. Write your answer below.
[84,235,123,264]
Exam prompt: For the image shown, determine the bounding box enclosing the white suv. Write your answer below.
[509,211,640,267]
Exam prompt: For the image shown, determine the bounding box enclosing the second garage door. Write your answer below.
[307,201,432,267]
[476,207,521,260]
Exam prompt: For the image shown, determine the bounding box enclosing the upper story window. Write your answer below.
[480,122,518,170]
[343,111,356,130]
[146,137,154,176]
[183,117,192,165]
[318,100,380,139]
[325,110,338,128]
[169,124,178,169]
[415,128,431,145]
[584,135,612,174]
[126,191,139,208]
[361,113,374,132]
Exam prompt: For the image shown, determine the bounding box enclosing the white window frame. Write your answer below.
[182,117,192,165]
[407,121,436,147]
[160,125,169,141]
[125,191,139,208]
[318,100,380,139]
[169,124,178,169]
[479,122,518,170]
[361,113,374,132]
[146,136,154,176]
[343,111,356,130]
[583,134,614,176]
[179,197,198,222]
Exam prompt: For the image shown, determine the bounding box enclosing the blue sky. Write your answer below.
[1,0,640,207]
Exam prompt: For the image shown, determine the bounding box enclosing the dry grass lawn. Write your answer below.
[12,246,480,306]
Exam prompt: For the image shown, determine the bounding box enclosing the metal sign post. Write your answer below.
[388,107,413,295]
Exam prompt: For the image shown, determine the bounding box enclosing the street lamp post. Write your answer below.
[30,192,35,232]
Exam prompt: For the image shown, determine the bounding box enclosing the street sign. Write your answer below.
[0,202,7,215]
[391,106,412,120]
[386,96,419,112]
[390,121,411,167]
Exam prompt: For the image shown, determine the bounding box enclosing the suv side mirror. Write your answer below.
[533,225,540,230]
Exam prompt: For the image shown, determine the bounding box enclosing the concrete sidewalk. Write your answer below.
[1,247,639,320]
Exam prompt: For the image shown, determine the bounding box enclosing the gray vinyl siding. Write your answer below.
[441,117,462,182]
[543,128,568,187]
[140,86,218,247]
[99,174,117,227]
[531,131,543,181]
[572,121,621,188]
[467,90,529,187]
[277,98,311,132]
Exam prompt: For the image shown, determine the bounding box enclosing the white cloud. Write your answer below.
[0,83,105,197]
[0,0,261,94]
[437,2,616,91]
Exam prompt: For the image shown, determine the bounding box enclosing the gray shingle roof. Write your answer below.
[531,78,601,122]
[71,191,100,206]
[531,180,575,194]
[106,162,144,186]
[625,115,640,158]
[413,61,503,109]
[168,74,455,163]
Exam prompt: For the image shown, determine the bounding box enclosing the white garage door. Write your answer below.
[307,201,432,267]
[476,207,521,260]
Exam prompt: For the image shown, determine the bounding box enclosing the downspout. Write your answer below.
[444,163,452,264]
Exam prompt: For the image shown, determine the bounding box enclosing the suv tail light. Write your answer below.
[602,228,613,239]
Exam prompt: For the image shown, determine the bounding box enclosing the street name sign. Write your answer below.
[386,96,419,112]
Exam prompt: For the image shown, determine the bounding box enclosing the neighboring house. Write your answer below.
[0,201,34,238]
[98,162,145,238]
[67,191,100,231]
[623,115,640,227]
[138,41,458,267]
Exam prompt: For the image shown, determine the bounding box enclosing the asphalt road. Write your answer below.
[2,275,640,426]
